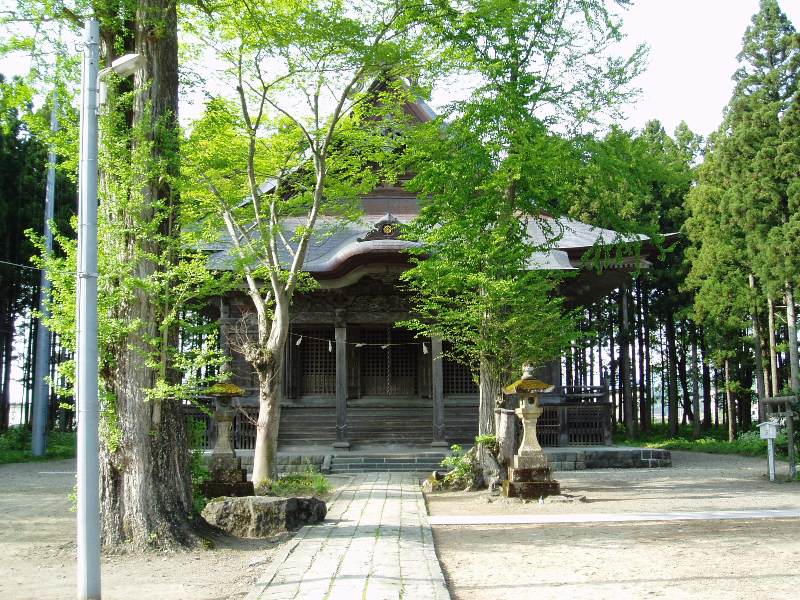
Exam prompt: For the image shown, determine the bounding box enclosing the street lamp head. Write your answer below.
[98,53,145,105]
[108,53,145,77]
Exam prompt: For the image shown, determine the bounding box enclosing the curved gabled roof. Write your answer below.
[208,211,652,286]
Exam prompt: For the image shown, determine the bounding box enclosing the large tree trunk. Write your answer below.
[478,355,500,436]
[636,279,647,430]
[665,314,680,436]
[738,357,753,432]
[564,345,573,391]
[701,331,712,430]
[608,298,616,427]
[476,355,502,489]
[677,326,693,423]
[249,297,290,484]
[253,359,282,485]
[642,283,653,429]
[659,325,666,424]
[99,0,193,549]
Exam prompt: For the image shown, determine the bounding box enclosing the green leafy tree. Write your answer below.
[686,0,799,429]
[2,1,230,547]
[0,78,75,432]
[183,0,429,482]
[401,0,645,450]
[571,120,699,436]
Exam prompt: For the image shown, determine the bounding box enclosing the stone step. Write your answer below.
[329,464,442,473]
[332,456,445,464]
[329,453,446,473]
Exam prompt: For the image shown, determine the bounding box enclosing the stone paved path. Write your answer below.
[247,473,450,600]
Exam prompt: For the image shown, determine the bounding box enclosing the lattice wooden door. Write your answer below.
[359,327,419,397]
[297,328,335,396]
[443,346,478,396]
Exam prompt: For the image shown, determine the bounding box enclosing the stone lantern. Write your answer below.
[501,365,560,499]
[202,374,254,497]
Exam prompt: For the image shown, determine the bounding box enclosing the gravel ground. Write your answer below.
[0,460,347,600]
[428,451,800,600]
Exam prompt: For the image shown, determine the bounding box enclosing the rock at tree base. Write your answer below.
[201,496,327,538]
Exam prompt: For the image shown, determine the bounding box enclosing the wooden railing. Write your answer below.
[185,403,259,451]
[520,385,612,447]
[186,384,613,450]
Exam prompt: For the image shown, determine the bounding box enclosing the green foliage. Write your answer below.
[686,0,799,358]
[22,80,232,454]
[440,444,476,489]
[399,101,579,394]
[401,0,646,419]
[616,423,794,459]
[440,435,497,487]
[180,0,435,482]
[262,470,331,498]
[0,427,76,464]
[474,433,498,454]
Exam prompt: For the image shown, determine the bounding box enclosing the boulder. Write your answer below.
[201,496,327,538]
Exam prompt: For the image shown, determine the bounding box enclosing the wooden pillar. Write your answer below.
[431,336,448,447]
[333,325,350,449]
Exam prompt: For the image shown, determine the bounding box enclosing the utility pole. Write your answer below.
[31,89,58,456]
[76,18,101,600]
[76,19,144,598]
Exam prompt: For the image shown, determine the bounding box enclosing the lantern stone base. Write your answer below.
[513,453,549,470]
[502,465,560,499]
[203,481,256,498]
[203,456,254,498]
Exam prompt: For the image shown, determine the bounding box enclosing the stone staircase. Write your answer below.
[329,452,447,474]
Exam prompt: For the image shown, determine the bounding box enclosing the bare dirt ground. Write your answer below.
[428,451,800,600]
[0,460,346,600]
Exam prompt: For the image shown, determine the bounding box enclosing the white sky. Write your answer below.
[615,0,800,138]
[2,1,799,139]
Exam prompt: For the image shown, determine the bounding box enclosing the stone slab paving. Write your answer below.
[247,473,450,600]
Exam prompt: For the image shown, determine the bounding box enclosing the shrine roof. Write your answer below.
[206,211,649,280]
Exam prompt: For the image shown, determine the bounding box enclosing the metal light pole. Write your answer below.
[76,18,145,600]
[76,18,101,600]
[31,90,58,457]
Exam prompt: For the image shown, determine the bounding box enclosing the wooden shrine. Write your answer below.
[202,98,650,452]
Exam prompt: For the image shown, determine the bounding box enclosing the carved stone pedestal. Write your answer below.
[204,455,254,498]
[503,465,561,498]
[202,391,254,498]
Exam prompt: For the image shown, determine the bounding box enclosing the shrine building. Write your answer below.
[205,98,650,453]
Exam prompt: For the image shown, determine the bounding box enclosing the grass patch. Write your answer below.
[615,423,791,459]
[0,427,76,465]
[259,471,331,497]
